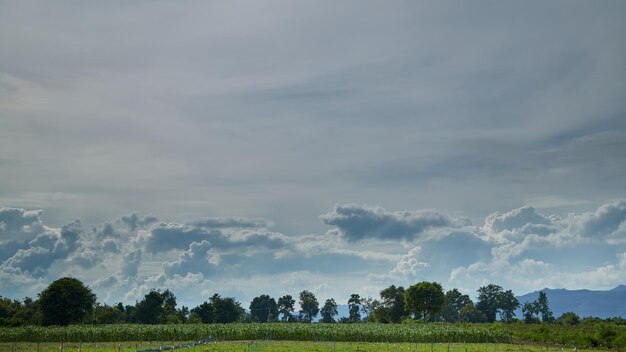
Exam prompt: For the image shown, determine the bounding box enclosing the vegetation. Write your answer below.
[38,277,96,326]
[1,277,626,349]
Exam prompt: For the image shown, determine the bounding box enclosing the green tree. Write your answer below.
[38,277,96,326]
[93,304,125,324]
[277,295,296,322]
[249,294,278,322]
[522,301,540,324]
[348,294,362,322]
[558,311,580,325]
[373,285,407,323]
[536,291,554,322]
[404,281,445,321]
[320,298,338,323]
[498,289,520,323]
[135,290,169,324]
[210,294,244,323]
[460,302,487,323]
[476,284,519,323]
[439,289,472,323]
[298,290,319,323]
[190,301,214,323]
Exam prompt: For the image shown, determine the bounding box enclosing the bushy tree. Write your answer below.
[298,290,319,323]
[190,301,214,323]
[372,285,407,323]
[277,295,296,322]
[536,291,554,322]
[558,311,580,325]
[134,289,178,324]
[320,298,338,323]
[249,294,278,322]
[460,302,487,323]
[93,304,125,324]
[210,294,244,323]
[39,277,96,326]
[476,284,519,323]
[404,282,445,321]
[439,289,472,323]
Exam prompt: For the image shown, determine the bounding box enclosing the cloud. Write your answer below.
[320,204,456,241]
[0,207,45,242]
[1,220,80,277]
[191,217,272,229]
[162,240,218,277]
[569,200,626,239]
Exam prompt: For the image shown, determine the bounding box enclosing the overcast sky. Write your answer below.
[1,1,625,308]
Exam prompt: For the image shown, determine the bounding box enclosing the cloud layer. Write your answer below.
[1,201,625,307]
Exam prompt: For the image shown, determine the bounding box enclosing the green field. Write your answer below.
[0,323,624,351]
[0,341,601,352]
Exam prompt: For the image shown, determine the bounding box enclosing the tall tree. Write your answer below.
[277,295,295,322]
[298,290,319,323]
[440,289,472,323]
[476,284,518,323]
[348,294,362,322]
[38,277,96,326]
[320,298,338,323]
[373,285,407,323]
[498,289,520,323]
[522,301,540,324]
[404,282,445,321]
[536,291,554,322]
[249,294,278,322]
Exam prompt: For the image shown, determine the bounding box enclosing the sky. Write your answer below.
[1,1,625,309]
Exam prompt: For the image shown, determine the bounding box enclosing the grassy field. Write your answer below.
[0,341,598,352]
[1,323,624,351]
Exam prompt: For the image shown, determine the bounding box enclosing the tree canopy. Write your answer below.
[38,277,96,326]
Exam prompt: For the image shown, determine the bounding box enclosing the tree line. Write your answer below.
[0,277,621,326]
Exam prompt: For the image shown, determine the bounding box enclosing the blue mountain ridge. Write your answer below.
[514,285,626,319]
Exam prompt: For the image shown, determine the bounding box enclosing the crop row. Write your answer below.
[0,323,510,343]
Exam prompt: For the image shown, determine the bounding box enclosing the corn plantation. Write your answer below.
[0,323,510,344]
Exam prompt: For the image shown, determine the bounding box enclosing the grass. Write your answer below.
[0,341,600,352]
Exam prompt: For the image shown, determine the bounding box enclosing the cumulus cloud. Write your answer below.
[1,220,80,277]
[0,207,45,242]
[568,200,626,239]
[142,221,289,254]
[320,204,457,241]
[162,240,218,277]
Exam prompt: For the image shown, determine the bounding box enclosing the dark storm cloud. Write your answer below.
[320,204,456,241]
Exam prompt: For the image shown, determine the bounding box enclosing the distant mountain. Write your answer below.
[516,285,626,319]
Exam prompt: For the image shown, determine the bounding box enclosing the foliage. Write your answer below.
[134,289,178,324]
[298,290,319,323]
[347,294,362,322]
[320,298,338,323]
[476,284,519,323]
[277,295,296,322]
[0,322,511,343]
[249,294,278,323]
[38,277,96,326]
[404,282,445,321]
[370,285,407,323]
[439,289,472,323]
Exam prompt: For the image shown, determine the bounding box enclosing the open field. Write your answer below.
[0,341,602,352]
[0,323,624,351]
